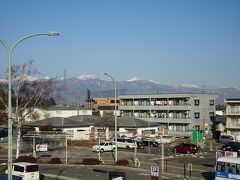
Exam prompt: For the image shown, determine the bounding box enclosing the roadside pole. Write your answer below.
[134,141,138,167]
[33,135,36,158]
[161,143,164,171]
[210,141,213,151]
[158,142,164,180]
[65,136,68,163]
[183,163,186,180]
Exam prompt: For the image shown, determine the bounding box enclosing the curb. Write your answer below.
[39,163,204,180]
[43,173,79,180]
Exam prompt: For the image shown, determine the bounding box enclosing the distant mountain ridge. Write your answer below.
[1,74,239,105]
[54,75,240,105]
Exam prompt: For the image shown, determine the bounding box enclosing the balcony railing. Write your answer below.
[226,126,240,129]
[227,111,240,115]
[121,103,191,106]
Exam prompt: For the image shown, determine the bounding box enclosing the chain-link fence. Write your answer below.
[21,132,67,158]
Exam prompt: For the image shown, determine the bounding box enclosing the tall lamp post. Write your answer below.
[0,32,60,180]
[104,72,118,162]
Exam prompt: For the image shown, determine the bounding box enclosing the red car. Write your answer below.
[173,143,199,154]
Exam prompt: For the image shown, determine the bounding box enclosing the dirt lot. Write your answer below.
[68,140,97,148]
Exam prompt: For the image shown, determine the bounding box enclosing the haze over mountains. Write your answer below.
[55,75,240,105]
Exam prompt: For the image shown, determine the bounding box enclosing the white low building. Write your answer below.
[25,116,158,140]
[25,106,92,122]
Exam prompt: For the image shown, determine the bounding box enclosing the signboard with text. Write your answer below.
[35,144,48,152]
[163,128,169,136]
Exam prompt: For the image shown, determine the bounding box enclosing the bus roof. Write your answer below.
[217,157,240,163]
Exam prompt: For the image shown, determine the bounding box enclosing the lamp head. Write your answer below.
[48,32,60,36]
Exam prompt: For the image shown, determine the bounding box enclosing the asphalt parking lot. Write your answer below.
[0,138,219,180]
[33,142,215,179]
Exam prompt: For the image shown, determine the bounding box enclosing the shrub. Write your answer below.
[15,156,37,163]
[82,158,101,165]
[49,157,62,164]
[116,160,129,166]
[0,166,7,173]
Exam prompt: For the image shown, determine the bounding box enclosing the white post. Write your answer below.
[161,143,164,171]
[134,141,137,166]
[33,135,36,158]
[65,136,68,163]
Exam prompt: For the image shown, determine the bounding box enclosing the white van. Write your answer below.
[6,162,40,180]
[92,141,116,152]
[114,138,136,149]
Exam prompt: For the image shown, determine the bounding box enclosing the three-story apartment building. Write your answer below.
[119,93,217,136]
[225,99,240,138]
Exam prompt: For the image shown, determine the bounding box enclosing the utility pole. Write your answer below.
[161,143,164,171]
[76,91,80,115]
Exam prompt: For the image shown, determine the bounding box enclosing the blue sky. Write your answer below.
[0,0,239,87]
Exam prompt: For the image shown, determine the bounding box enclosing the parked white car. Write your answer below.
[6,162,40,180]
[92,141,116,153]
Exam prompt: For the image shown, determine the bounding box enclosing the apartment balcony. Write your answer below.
[226,111,240,116]
[119,105,191,111]
[136,117,192,124]
[226,126,240,130]
[167,131,192,137]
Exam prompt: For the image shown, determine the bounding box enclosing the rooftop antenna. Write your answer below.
[202,84,205,94]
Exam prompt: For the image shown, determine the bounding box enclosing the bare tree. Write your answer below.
[0,61,56,158]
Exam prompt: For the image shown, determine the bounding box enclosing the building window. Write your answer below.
[209,112,214,118]
[194,112,200,119]
[77,129,86,132]
[110,100,120,104]
[194,99,200,106]
[209,100,214,106]
[66,130,74,135]
[100,100,106,104]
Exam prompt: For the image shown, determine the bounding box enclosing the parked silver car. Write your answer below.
[219,135,235,144]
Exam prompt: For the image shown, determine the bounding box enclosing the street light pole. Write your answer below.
[104,72,118,162]
[0,32,59,180]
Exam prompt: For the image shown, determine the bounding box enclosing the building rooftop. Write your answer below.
[24,115,155,128]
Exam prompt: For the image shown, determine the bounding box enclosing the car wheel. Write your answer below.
[100,149,104,153]
[126,146,130,150]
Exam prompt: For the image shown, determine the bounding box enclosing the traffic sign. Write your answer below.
[151,166,159,177]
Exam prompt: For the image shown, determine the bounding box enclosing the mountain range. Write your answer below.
[54,75,240,105]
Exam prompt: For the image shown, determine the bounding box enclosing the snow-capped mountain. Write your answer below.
[127,77,142,82]
[77,75,100,81]
[51,75,240,105]
[1,74,240,105]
